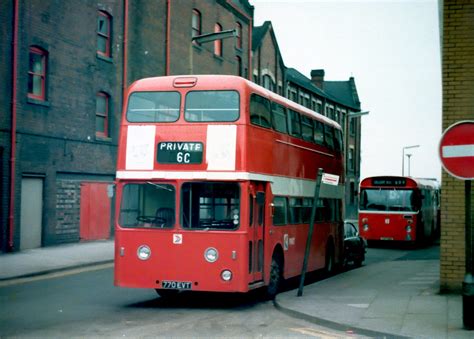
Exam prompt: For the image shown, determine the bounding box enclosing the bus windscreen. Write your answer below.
[126,91,180,122]
[184,90,239,122]
[360,189,417,212]
[181,182,240,230]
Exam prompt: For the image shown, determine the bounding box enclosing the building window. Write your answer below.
[236,22,242,49]
[97,11,112,57]
[262,74,274,91]
[236,56,242,76]
[348,147,355,171]
[28,47,47,101]
[192,9,201,44]
[214,23,222,56]
[96,92,110,137]
[350,117,357,136]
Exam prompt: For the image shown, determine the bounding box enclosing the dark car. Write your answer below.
[343,221,367,267]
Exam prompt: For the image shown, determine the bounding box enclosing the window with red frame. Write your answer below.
[28,47,47,100]
[236,22,242,49]
[96,92,110,137]
[97,11,111,57]
[214,23,222,56]
[192,9,201,45]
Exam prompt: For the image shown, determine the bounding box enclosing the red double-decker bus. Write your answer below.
[359,176,440,244]
[114,75,344,298]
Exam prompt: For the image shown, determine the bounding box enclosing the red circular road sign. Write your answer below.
[439,121,474,180]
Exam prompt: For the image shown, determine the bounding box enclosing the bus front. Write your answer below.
[114,76,253,295]
[358,177,421,242]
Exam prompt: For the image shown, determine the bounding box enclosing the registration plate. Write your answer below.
[161,280,192,290]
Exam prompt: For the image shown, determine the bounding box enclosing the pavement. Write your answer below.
[0,240,472,338]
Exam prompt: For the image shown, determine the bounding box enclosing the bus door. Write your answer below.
[249,182,265,282]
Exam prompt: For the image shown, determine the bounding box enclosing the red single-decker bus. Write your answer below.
[359,176,440,244]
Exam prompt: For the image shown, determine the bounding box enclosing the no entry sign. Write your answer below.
[439,121,474,180]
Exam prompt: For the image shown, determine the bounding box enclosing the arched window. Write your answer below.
[96,92,110,137]
[28,46,47,101]
[214,23,222,56]
[192,9,201,45]
[236,22,242,49]
[97,11,112,57]
[262,74,275,92]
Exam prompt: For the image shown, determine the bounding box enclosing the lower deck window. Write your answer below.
[119,183,176,228]
[182,182,240,230]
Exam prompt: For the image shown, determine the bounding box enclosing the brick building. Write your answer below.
[1,0,362,252]
[440,0,474,292]
[252,24,363,220]
[0,0,253,252]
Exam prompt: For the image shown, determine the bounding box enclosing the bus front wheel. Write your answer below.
[264,257,282,300]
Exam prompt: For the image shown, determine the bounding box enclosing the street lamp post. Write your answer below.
[406,153,412,176]
[402,145,419,176]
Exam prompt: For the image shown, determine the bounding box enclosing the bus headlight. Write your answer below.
[204,247,218,262]
[137,245,151,260]
[221,270,232,281]
[363,224,369,231]
[406,225,412,233]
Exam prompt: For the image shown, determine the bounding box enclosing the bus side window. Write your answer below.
[314,121,325,145]
[301,115,314,142]
[271,102,288,134]
[289,109,302,138]
[273,196,287,225]
[334,129,343,152]
[250,94,271,128]
[324,125,335,149]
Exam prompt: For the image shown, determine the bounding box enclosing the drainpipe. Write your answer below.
[166,0,170,75]
[122,0,128,100]
[9,0,19,251]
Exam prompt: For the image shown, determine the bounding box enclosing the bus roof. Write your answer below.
[126,74,342,130]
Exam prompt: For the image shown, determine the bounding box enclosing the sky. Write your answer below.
[252,0,442,181]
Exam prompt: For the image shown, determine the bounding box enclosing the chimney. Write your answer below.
[310,69,325,90]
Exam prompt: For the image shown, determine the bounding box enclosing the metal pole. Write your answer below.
[463,179,473,329]
[297,168,323,297]
[402,148,405,176]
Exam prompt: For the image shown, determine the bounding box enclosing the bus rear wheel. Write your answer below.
[264,257,282,300]
[325,243,335,276]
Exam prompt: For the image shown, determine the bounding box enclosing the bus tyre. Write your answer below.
[325,244,335,276]
[155,289,179,299]
[265,257,282,300]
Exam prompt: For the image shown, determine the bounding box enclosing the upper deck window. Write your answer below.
[250,94,271,128]
[271,102,287,133]
[127,91,180,122]
[185,90,239,122]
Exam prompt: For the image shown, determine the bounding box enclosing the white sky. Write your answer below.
[252,0,442,181]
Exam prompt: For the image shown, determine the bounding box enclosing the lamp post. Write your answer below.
[189,29,238,74]
[406,153,412,176]
[402,145,419,176]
